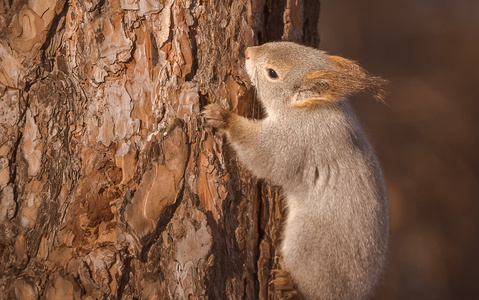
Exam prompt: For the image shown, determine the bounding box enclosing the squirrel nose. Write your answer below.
[245,48,251,60]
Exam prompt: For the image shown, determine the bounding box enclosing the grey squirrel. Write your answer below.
[202,41,389,300]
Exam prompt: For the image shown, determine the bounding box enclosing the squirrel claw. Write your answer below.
[280,291,302,300]
[202,103,230,130]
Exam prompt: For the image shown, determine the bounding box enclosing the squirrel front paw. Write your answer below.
[202,103,231,130]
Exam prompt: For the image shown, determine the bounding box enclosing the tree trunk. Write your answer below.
[0,0,319,298]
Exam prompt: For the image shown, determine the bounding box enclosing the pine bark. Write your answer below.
[0,0,319,298]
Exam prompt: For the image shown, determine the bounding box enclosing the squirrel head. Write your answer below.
[245,42,386,114]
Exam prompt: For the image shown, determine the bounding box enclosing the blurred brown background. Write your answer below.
[319,0,479,299]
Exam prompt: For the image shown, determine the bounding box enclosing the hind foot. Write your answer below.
[269,268,303,300]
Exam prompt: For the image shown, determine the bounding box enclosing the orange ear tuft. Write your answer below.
[290,55,387,109]
[329,55,358,71]
[328,55,388,102]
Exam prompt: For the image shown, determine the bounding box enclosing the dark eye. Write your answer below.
[267,68,279,79]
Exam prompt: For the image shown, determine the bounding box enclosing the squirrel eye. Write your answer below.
[267,68,279,79]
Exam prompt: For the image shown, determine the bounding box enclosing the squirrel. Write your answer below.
[202,41,389,300]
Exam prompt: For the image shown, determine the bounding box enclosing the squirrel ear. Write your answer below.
[291,71,338,108]
[291,55,387,108]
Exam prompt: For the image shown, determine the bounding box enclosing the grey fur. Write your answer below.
[204,42,389,300]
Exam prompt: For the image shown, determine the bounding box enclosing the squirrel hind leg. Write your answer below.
[269,268,305,300]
